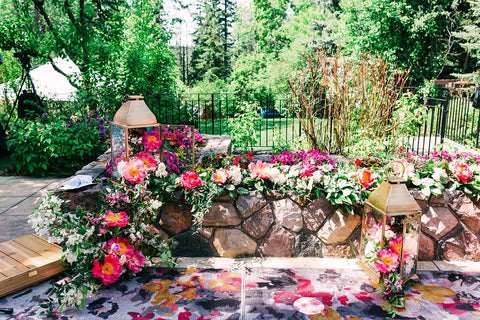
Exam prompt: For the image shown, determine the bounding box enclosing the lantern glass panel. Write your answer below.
[111,124,126,180]
[402,214,421,281]
[128,126,161,155]
[360,206,385,276]
[160,124,196,171]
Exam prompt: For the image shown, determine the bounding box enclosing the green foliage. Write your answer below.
[0,0,178,119]
[190,0,236,83]
[6,109,107,176]
[226,101,259,152]
[453,0,480,84]
[340,0,467,83]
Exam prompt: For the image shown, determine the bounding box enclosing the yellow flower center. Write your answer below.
[129,167,139,177]
[107,213,121,223]
[382,256,393,266]
[393,243,402,255]
[118,242,127,255]
[102,262,114,275]
[149,136,157,142]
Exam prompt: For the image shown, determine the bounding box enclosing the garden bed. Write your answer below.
[60,136,480,262]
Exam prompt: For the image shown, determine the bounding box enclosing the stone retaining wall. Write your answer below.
[61,135,480,262]
[155,189,480,262]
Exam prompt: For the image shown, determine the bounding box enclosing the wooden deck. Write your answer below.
[0,234,65,298]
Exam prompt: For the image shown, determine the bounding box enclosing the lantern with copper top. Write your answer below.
[358,161,422,284]
[110,95,160,179]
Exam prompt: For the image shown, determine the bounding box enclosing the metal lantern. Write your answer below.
[358,163,422,284]
[110,95,160,179]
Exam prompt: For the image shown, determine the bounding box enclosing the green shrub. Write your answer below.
[7,110,108,176]
[226,101,259,152]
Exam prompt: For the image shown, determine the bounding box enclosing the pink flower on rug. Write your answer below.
[142,130,161,152]
[375,249,399,274]
[180,171,202,190]
[127,251,147,273]
[248,160,270,179]
[104,210,129,227]
[356,168,374,188]
[212,168,229,184]
[92,254,123,285]
[135,152,157,172]
[107,236,134,257]
[300,162,316,177]
[450,160,473,184]
[122,158,147,184]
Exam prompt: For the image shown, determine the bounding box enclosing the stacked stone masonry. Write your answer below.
[151,189,479,261]
[62,137,480,261]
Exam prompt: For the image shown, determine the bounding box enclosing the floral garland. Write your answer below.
[32,124,480,315]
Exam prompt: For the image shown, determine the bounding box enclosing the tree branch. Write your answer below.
[47,56,81,89]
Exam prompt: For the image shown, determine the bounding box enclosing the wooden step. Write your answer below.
[0,234,65,298]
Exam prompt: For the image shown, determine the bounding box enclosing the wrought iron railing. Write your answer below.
[146,87,479,155]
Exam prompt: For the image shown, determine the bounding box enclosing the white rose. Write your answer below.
[228,166,243,185]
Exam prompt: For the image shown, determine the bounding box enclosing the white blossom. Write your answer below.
[155,162,168,178]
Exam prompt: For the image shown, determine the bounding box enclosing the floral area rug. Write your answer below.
[0,268,242,320]
[244,268,480,320]
[1,267,480,320]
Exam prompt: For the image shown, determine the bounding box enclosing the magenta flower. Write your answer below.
[300,162,316,177]
[248,160,270,179]
[92,254,123,285]
[142,130,161,152]
[375,249,399,274]
[450,160,473,184]
[127,251,146,273]
[135,152,157,171]
[180,171,202,190]
[122,158,147,184]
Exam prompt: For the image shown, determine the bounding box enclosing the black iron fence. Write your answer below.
[146,87,480,155]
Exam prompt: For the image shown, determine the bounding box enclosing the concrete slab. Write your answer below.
[433,260,480,272]
[1,180,57,197]
[0,215,35,243]
[418,261,439,271]
[0,197,24,214]
[2,195,44,216]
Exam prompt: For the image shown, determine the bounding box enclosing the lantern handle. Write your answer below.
[386,160,407,183]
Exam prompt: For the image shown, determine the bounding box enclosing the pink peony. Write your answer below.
[450,160,473,184]
[248,160,270,179]
[142,130,161,152]
[300,162,316,177]
[107,236,134,257]
[388,236,403,257]
[135,152,158,171]
[356,168,374,188]
[374,249,399,274]
[122,158,148,184]
[104,210,129,227]
[212,168,229,184]
[92,254,123,285]
[127,251,146,273]
[180,171,202,190]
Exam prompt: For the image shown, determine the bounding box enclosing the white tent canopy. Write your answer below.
[0,57,79,102]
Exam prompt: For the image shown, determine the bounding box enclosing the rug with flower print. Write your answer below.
[0,268,242,320]
[1,267,480,320]
[244,268,480,320]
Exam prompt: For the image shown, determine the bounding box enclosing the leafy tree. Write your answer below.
[0,0,178,115]
[190,0,236,83]
[230,0,337,93]
[453,0,480,83]
[340,0,469,82]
